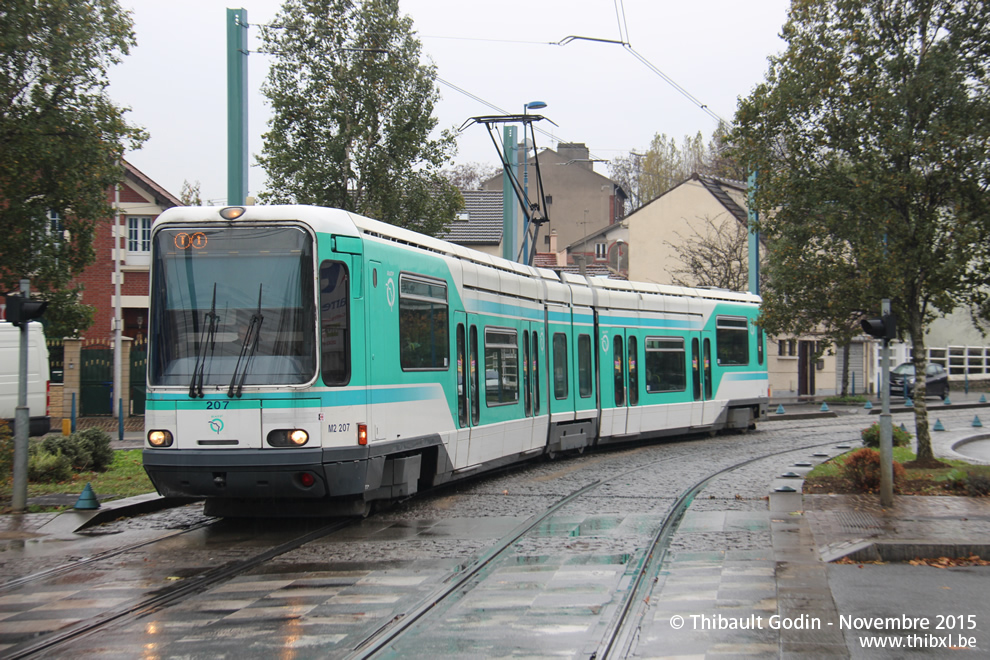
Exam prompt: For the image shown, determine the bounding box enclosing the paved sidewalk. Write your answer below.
[638,405,990,658]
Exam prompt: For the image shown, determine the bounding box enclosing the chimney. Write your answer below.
[548,229,558,253]
[558,142,591,170]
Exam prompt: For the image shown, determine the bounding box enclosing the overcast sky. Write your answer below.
[108,0,791,205]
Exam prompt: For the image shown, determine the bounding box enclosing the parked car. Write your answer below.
[889,362,949,399]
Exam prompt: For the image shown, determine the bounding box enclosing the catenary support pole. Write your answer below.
[227,8,249,206]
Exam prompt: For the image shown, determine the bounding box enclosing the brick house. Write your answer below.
[73,159,181,342]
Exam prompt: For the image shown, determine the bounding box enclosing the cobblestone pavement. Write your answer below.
[1,404,989,658]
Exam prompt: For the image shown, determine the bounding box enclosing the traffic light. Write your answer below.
[5,294,47,327]
[861,313,896,340]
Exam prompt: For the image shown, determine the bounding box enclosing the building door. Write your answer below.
[798,340,817,397]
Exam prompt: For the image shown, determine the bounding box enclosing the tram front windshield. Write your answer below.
[149,225,317,389]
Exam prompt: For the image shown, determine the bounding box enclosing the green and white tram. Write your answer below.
[142,205,768,516]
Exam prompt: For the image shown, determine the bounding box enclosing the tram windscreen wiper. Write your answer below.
[189,283,220,398]
[228,284,264,398]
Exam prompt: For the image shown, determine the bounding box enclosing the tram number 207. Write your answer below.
[206,401,230,410]
[328,423,351,433]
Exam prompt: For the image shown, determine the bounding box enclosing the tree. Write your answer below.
[258,0,461,237]
[179,180,203,206]
[441,162,500,191]
[639,133,686,202]
[610,127,746,213]
[666,215,751,292]
[0,0,147,335]
[732,0,990,465]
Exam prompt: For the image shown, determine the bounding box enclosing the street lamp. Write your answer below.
[522,101,547,264]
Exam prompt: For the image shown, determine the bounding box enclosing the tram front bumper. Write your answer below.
[142,448,376,500]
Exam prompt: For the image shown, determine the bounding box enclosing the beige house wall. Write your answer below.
[625,178,743,286]
[484,146,619,255]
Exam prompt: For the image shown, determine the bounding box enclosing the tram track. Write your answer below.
[346,436,846,659]
[3,518,357,660]
[0,518,219,594]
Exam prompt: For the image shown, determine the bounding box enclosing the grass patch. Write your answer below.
[2,449,154,513]
[805,446,990,496]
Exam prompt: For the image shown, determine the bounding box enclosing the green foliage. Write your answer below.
[935,468,968,488]
[179,180,203,206]
[860,423,912,449]
[610,124,745,213]
[0,0,147,329]
[732,0,990,464]
[257,0,461,237]
[0,421,12,492]
[39,429,113,473]
[824,394,867,404]
[28,449,72,484]
[842,448,906,492]
[73,428,114,472]
[936,468,990,496]
[963,473,990,497]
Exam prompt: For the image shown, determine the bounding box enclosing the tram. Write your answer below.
[142,205,768,516]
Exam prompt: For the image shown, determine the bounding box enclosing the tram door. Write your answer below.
[690,332,714,428]
[602,327,629,437]
[453,312,481,468]
[367,260,390,442]
[524,320,548,450]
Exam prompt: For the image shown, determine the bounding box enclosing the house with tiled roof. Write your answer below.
[482,143,627,259]
[564,172,836,398]
[440,189,503,257]
[71,159,182,341]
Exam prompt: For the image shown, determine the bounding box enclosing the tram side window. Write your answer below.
[399,274,449,370]
[553,333,568,399]
[578,334,593,398]
[646,337,686,393]
[320,260,350,385]
[716,316,749,366]
[485,328,518,406]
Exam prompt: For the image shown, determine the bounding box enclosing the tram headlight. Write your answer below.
[267,429,310,447]
[148,430,174,447]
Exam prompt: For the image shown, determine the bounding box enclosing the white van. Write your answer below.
[0,322,51,436]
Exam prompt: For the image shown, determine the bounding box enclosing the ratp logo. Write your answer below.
[209,418,224,434]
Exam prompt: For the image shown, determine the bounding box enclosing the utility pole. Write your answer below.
[747,171,759,295]
[9,279,47,513]
[501,126,518,262]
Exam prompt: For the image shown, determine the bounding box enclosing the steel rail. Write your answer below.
[0,518,218,593]
[4,518,355,660]
[349,439,843,660]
